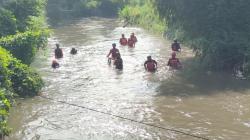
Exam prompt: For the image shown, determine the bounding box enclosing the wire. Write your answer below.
[39,95,210,140]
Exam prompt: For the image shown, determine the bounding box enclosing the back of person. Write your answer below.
[120,38,127,46]
[115,58,123,70]
[70,48,77,55]
[131,36,137,43]
[146,60,156,72]
[111,48,119,59]
[55,48,63,58]
[171,42,180,52]
[52,60,59,69]
[128,38,134,47]
[168,58,180,69]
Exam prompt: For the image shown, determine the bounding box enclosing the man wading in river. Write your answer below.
[54,44,63,58]
[171,40,181,52]
[107,43,120,59]
[144,56,158,72]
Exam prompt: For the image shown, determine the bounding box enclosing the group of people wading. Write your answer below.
[107,32,182,72]
[51,44,78,68]
[52,32,182,72]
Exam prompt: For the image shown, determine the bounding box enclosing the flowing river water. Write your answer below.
[8,18,250,140]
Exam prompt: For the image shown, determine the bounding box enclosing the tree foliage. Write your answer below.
[0,0,48,135]
[119,0,166,34]
[155,0,250,76]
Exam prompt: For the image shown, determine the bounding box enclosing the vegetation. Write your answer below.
[0,0,48,136]
[118,0,250,78]
[0,30,49,64]
[119,0,166,34]
[47,0,124,21]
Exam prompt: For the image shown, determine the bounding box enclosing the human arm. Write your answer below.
[144,61,147,70]
[107,50,111,57]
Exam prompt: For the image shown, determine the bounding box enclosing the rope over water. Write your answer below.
[39,95,210,140]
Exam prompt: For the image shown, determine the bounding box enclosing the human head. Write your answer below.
[131,33,135,36]
[122,34,125,37]
[112,43,116,48]
[52,60,57,63]
[56,43,60,48]
[174,40,177,43]
[147,56,152,60]
[172,52,176,58]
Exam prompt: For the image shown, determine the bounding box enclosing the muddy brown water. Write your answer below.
[8,18,250,140]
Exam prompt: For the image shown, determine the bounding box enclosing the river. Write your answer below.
[8,18,250,140]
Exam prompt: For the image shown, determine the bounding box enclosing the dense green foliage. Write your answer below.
[156,0,250,76]
[119,0,166,34]
[0,30,49,64]
[0,0,49,64]
[119,0,250,77]
[0,89,11,136]
[0,47,44,134]
[0,0,48,136]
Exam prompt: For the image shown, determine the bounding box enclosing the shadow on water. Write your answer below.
[158,58,250,96]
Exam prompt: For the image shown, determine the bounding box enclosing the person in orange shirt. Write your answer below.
[119,34,128,46]
[167,52,182,69]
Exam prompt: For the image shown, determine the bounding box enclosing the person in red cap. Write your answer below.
[52,60,59,69]
[167,52,182,69]
[144,56,158,72]
[119,34,128,46]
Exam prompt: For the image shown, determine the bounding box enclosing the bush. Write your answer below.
[0,47,44,97]
[0,30,49,65]
[0,8,17,37]
[155,0,250,76]
[119,0,166,34]
[0,89,11,136]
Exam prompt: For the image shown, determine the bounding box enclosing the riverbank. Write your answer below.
[0,0,49,136]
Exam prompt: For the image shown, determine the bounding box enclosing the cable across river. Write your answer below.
[39,95,210,140]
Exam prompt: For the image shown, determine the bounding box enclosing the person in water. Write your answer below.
[131,33,137,44]
[171,40,181,52]
[54,44,63,58]
[107,43,120,59]
[167,52,182,69]
[127,37,134,47]
[114,53,123,70]
[70,48,77,55]
[119,34,128,46]
[128,33,137,47]
[144,56,158,72]
[51,60,59,69]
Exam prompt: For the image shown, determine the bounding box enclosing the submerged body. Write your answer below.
[144,56,157,72]
[51,60,59,69]
[167,52,182,69]
[55,44,63,58]
[120,34,128,46]
[70,48,77,55]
